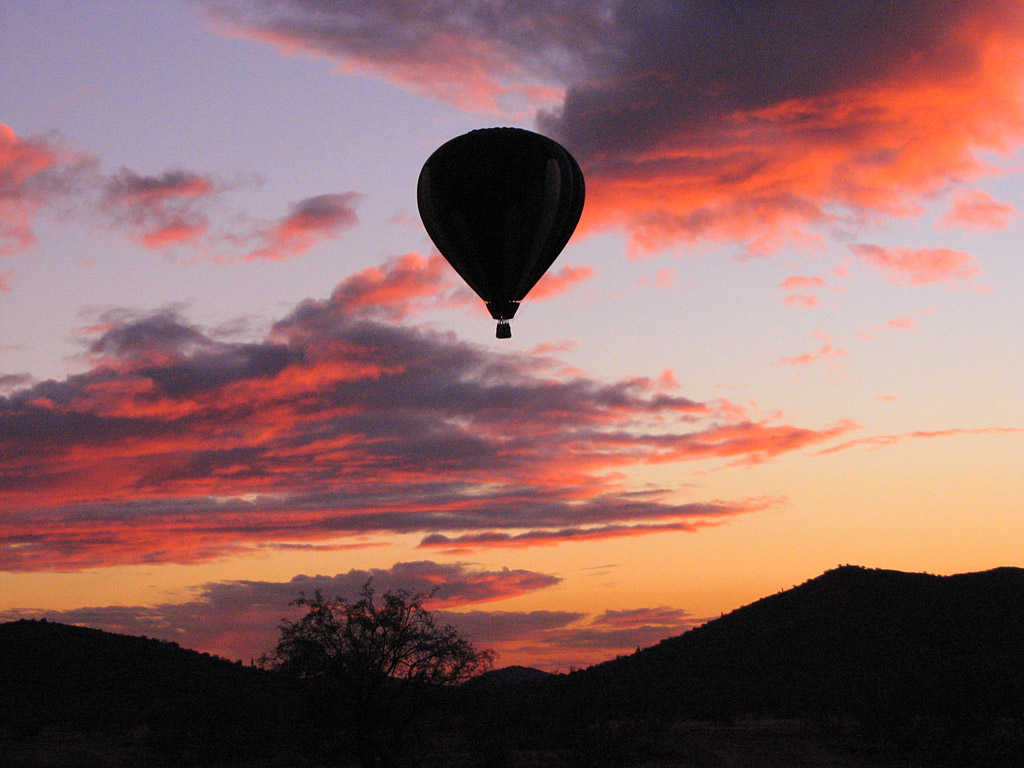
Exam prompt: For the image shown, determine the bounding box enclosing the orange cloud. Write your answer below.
[941,189,1016,230]
[851,243,981,286]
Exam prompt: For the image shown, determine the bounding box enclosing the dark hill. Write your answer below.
[0,619,313,760]
[465,665,551,687]
[565,565,1024,725]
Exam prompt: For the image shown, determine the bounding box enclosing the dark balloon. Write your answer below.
[417,127,585,338]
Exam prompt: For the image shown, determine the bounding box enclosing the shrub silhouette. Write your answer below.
[260,580,493,768]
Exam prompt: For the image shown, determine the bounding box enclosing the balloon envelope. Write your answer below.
[417,127,585,336]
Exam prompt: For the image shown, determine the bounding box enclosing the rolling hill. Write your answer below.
[565,565,1024,724]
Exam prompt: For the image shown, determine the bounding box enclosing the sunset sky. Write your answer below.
[2,0,1023,671]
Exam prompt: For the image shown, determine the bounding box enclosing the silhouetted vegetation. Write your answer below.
[3,566,1023,766]
[260,582,493,767]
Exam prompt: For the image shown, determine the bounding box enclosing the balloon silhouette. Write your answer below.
[418,127,585,338]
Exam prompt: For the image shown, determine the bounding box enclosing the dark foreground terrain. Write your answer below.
[3,566,1023,767]
[2,717,958,768]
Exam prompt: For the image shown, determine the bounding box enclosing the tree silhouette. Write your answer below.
[261,581,493,768]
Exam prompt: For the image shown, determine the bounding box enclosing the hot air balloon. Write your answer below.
[417,127,585,338]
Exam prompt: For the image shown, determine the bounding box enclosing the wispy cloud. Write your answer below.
[417,505,773,554]
[0,124,94,256]
[198,0,613,114]
[455,603,703,669]
[774,332,848,369]
[941,189,1016,230]
[527,263,594,301]
[816,426,1024,455]
[238,193,360,261]
[859,315,919,339]
[101,168,218,248]
[851,243,982,286]
[780,276,827,292]
[779,275,829,308]
[0,123,357,264]
[0,257,851,571]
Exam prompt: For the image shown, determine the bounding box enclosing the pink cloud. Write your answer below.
[528,263,594,301]
[780,275,827,292]
[783,293,820,308]
[884,316,917,331]
[101,168,218,248]
[634,267,679,290]
[241,193,360,261]
[851,243,982,286]
[0,124,60,255]
[774,342,848,367]
[322,252,469,320]
[0,556,709,668]
[196,2,1024,256]
[941,189,1016,230]
[461,604,702,669]
[0,269,12,291]
[859,315,919,339]
[2,124,361,261]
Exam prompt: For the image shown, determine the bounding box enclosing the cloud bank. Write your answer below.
[0,256,850,571]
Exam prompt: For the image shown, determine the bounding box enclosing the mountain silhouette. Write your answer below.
[0,619,317,762]
[563,565,1024,726]
[3,565,1023,766]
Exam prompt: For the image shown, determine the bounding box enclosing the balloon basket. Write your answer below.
[496,321,512,339]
